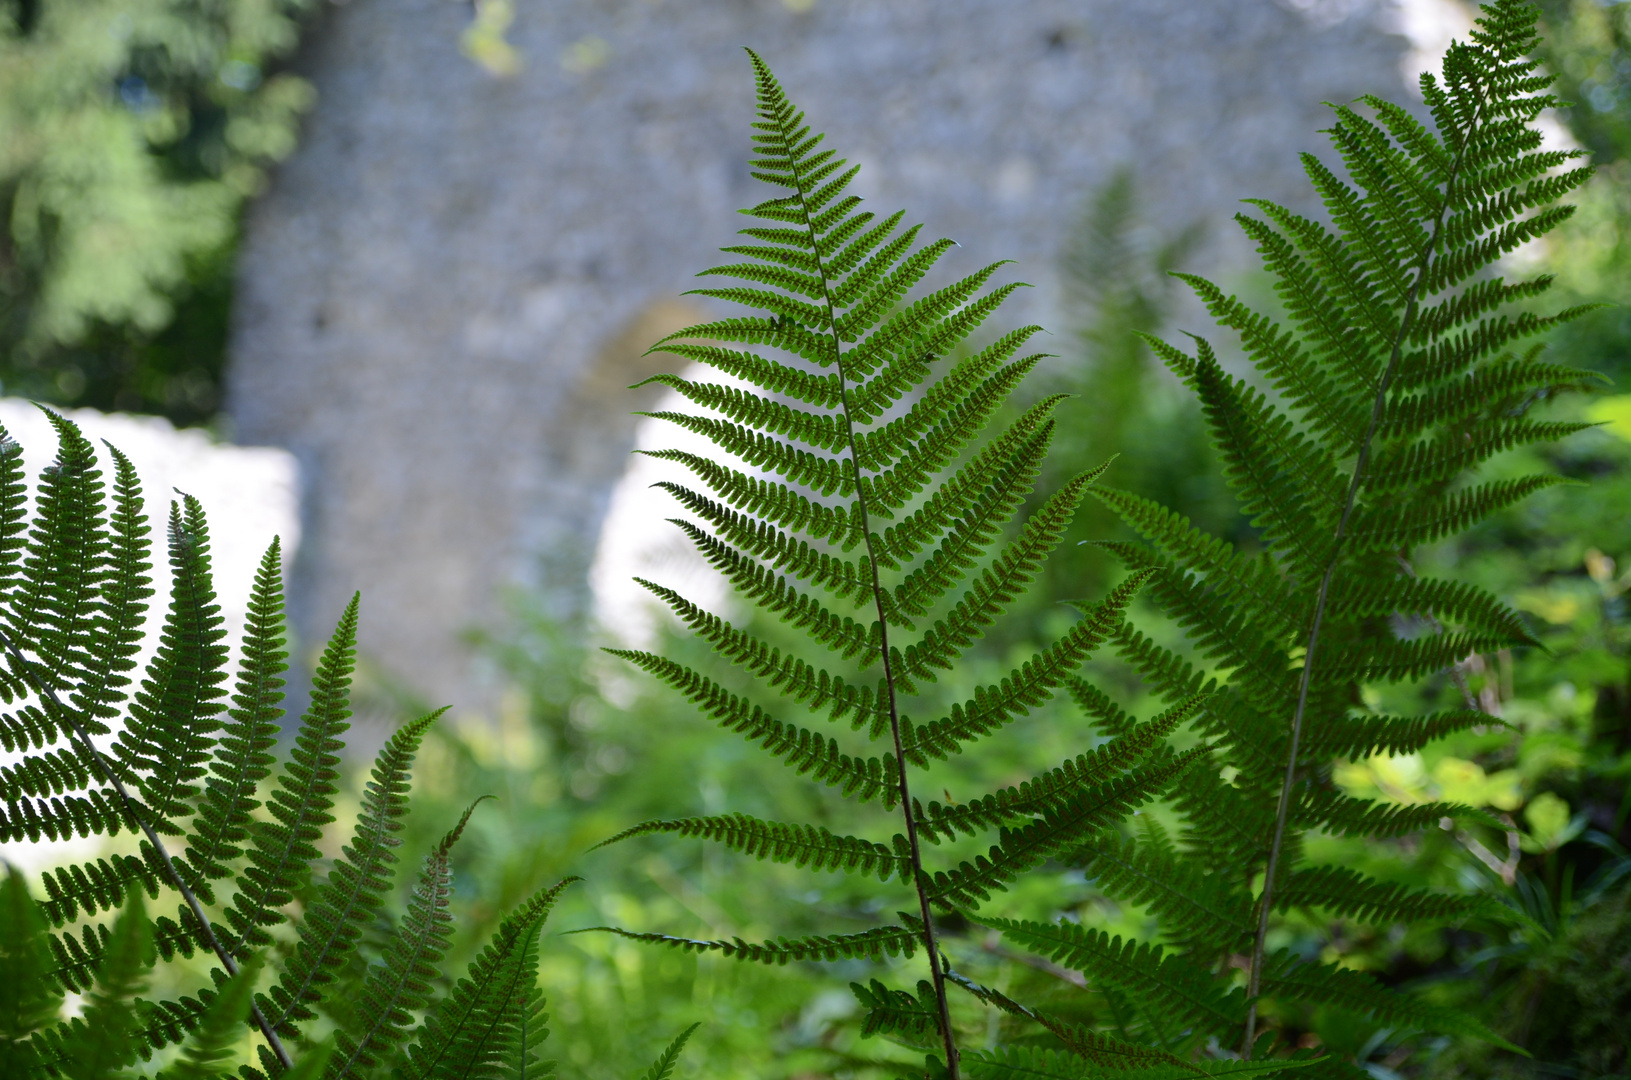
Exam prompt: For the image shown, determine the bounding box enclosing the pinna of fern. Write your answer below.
[1069,0,1602,1064]
[582,47,1304,1080]
[0,411,698,1079]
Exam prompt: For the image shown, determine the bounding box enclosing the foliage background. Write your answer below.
[1,0,1628,1076]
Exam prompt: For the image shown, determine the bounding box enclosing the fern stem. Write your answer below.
[780,140,961,1076]
[1241,75,1485,1059]
[0,631,296,1071]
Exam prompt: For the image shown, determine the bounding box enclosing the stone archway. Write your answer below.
[227,0,1455,709]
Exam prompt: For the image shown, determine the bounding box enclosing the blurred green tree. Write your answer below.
[0,0,315,425]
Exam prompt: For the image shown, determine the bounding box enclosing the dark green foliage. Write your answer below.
[597,4,1594,1074]
[0,410,696,1078]
[1070,0,1598,1064]
[65,890,153,1080]
[592,48,1228,1079]
[0,867,61,1080]
[160,955,265,1080]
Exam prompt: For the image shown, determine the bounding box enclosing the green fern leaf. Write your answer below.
[261,709,446,1038]
[851,978,941,1041]
[1259,950,1517,1049]
[925,749,1208,909]
[635,1024,699,1080]
[180,538,287,893]
[64,889,153,1080]
[598,813,908,882]
[1072,833,1253,952]
[901,569,1156,760]
[987,916,1244,1043]
[222,595,359,960]
[117,497,229,836]
[607,649,894,795]
[156,954,262,1080]
[328,801,480,1080]
[400,877,577,1080]
[581,924,918,965]
[915,696,1203,843]
[0,867,62,1080]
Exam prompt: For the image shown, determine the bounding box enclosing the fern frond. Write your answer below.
[262,709,445,1038]
[988,917,1244,1042]
[873,396,1066,569]
[607,649,896,802]
[223,595,359,959]
[853,333,1042,472]
[117,497,229,836]
[581,924,918,965]
[900,469,1102,679]
[925,748,1207,908]
[1091,487,1298,631]
[597,813,908,882]
[1305,709,1493,759]
[1292,789,1495,839]
[644,377,847,452]
[329,802,479,1080]
[887,424,1064,624]
[0,426,28,680]
[960,1046,1314,1080]
[181,538,287,891]
[158,954,262,1080]
[1258,950,1516,1049]
[1323,570,1537,644]
[637,348,842,409]
[902,568,1157,759]
[851,977,941,1041]
[914,696,1202,843]
[1273,864,1487,928]
[1073,833,1253,952]
[659,487,870,605]
[68,442,150,738]
[64,890,153,1080]
[644,450,860,551]
[636,1024,699,1080]
[1348,474,1573,553]
[0,868,61,1080]
[642,410,851,496]
[6,412,111,751]
[400,877,577,1080]
[1065,678,1139,740]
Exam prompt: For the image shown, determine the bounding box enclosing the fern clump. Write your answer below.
[600,2,1597,1074]
[0,413,695,1079]
[592,48,1234,1079]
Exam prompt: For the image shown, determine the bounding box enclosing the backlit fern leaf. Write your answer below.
[223,594,359,961]
[0,411,649,1076]
[325,804,476,1080]
[590,48,1244,1075]
[599,813,909,882]
[583,924,918,966]
[1086,1,1599,1057]
[261,708,447,1039]
[400,877,577,1080]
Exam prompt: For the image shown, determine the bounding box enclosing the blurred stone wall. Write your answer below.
[227,0,1453,710]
